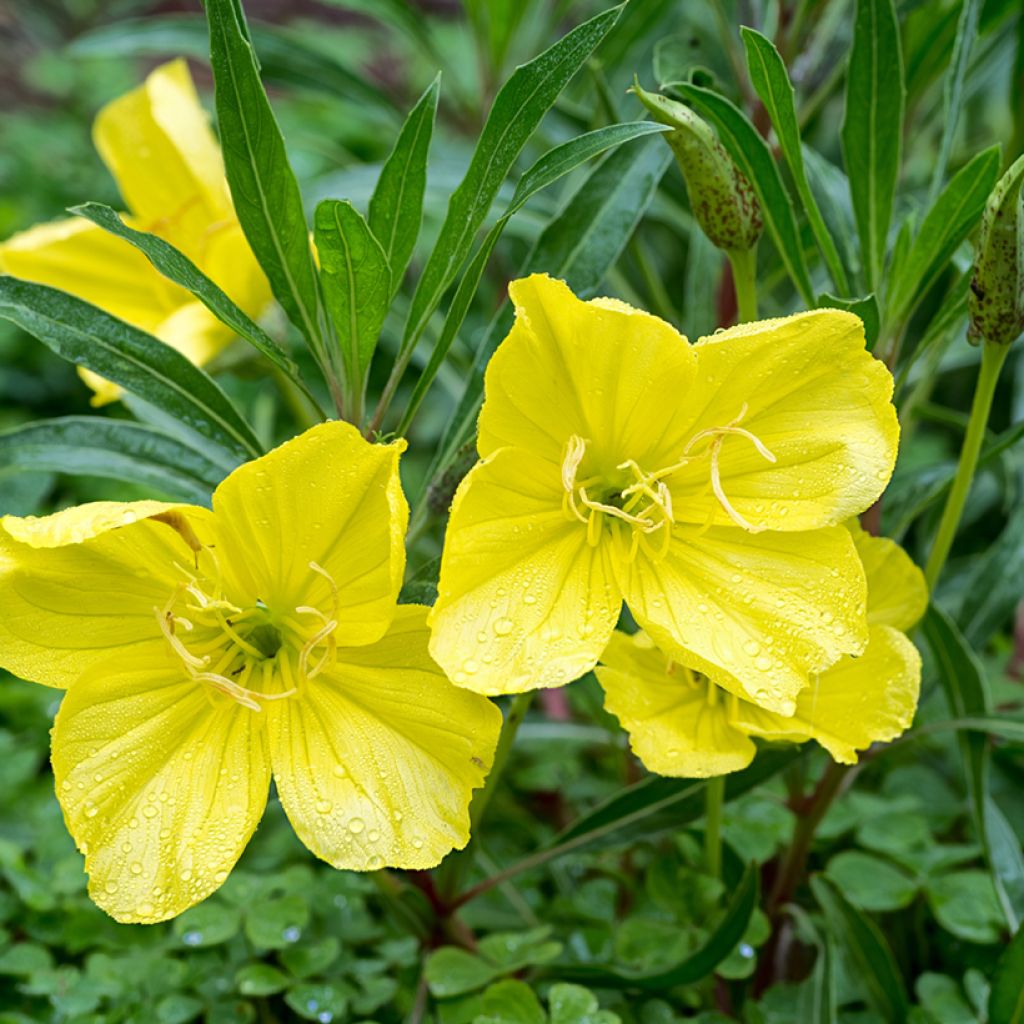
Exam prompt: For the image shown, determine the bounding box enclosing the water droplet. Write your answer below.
[348,818,365,835]
[182,930,204,946]
[493,618,514,636]
[315,799,333,814]
[130,862,143,875]
[755,655,772,672]
[742,639,760,657]
[142,805,158,819]
[283,926,302,943]
[104,881,118,894]
[179,868,193,882]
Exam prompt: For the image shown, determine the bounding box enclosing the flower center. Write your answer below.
[559,404,777,555]
[152,526,340,712]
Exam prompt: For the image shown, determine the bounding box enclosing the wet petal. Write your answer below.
[850,523,928,631]
[52,653,270,922]
[622,524,868,715]
[429,446,621,695]
[597,631,755,777]
[269,606,502,869]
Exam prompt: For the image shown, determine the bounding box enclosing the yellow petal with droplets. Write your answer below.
[849,522,928,631]
[268,606,502,869]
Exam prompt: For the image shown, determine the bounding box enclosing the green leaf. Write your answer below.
[172,902,242,947]
[285,983,350,1022]
[478,979,546,1024]
[419,138,671,498]
[929,0,982,201]
[927,870,1005,944]
[810,875,909,1023]
[0,278,261,462]
[548,983,620,1024]
[424,947,499,998]
[206,0,323,350]
[989,924,1024,1024]
[824,851,918,912]
[888,146,1002,322]
[235,963,289,997]
[841,0,905,289]
[817,292,880,350]
[314,199,391,414]
[958,505,1024,647]
[401,3,624,353]
[552,864,759,989]
[70,202,309,391]
[741,27,849,293]
[923,605,1024,931]
[368,75,439,296]
[397,122,669,433]
[675,83,815,304]
[0,417,223,502]
[244,895,310,949]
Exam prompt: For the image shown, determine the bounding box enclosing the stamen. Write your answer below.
[155,599,209,670]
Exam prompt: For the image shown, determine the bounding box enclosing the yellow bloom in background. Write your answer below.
[0,59,271,405]
[429,274,898,712]
[0,422,501,923]
[596,524,927,776]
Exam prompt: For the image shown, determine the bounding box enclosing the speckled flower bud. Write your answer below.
[632,80,762,253]
[969,153,1024,347]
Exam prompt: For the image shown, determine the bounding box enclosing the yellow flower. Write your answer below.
[0,422,501,923]
[596,524,926,776]
[429,275,898,712]
[0,59,271,405]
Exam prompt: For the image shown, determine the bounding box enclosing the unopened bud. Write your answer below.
[632,79,762,252]
[969,153,1024,347]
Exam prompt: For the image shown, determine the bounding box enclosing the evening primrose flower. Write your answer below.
[596,524,926,775]
[0,59,270,405]
[0,422,500,923]
[429,275,898,713]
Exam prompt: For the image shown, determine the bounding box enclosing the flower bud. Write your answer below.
[632,79,762,252]
[969,153,1024,347]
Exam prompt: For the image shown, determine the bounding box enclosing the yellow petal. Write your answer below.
[93,59,230,258]
[212,422,408,646]
[622,523,868,715]
[429,446,621,695]
[268,606,502,869]
[202,222,273,320]
[0,503,213,687]
[732,624,921,763]
[156,301,235,368]
[665,310,898,532]
[597,631,755,777]
[0,217,183,330]
[477,274,696,467]
[849,522,928,631]
[52,652,270,923]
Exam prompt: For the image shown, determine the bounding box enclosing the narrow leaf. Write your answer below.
[369,75,440,296]
[959,506,1024,647]
[206,0,323,350]
[811,875,909,1023]
[742,27,849,293]
[818,292,880,350]
[841,0,905,289]
[889,145,1002,322]
[70,202,306,386]
[675,83,816,304]
[0,278,261,462]
[0,417,223,503]
[553,864,759,989]
[923,605,1024,930]
[401,4,624,352]
[314,200,391,407]
[989,922,1024,1024]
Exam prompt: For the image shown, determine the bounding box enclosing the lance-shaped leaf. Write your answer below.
[206,0,323,352]
[741,27,849,294]
[0,278,262,463]
[0,417,224,503]
[70,202,311,393]
[400,4,624,355]
[369,75,439,297]
[841,0,905,290]
[314,200,391,416]
[675,82,815,304]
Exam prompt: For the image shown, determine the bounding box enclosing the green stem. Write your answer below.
[705,776,725,879]
[470,692,533,833]
[924,342,1010,589]
[727,246,758,323]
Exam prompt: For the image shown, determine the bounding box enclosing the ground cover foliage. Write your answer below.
[0,0,1023,1021]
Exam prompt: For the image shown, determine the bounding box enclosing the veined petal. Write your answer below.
[429,446,621,695]
[622,524,868,715]
[850,523,928,631]
[0,217,184,330]
[156,301,235,369]
[213,422,408,647]
[0,503,213,688]
[268,606,501,870]
[597,631,755,777]
[93,59,230,261]
[732,624,921,763]
[666,310,898,532]
[52,653,270,923]
[477,274,696,468]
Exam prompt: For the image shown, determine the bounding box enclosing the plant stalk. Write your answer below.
[727,246,758,323]
[705,775,725,879]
